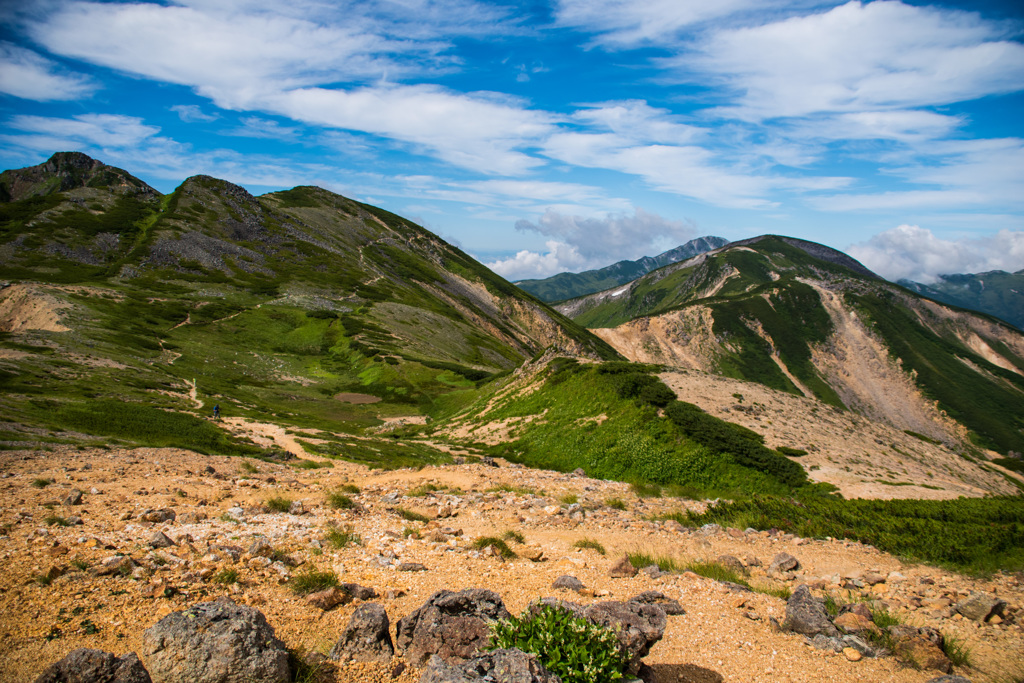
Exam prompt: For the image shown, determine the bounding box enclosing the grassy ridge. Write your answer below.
[452,359,811,497]
[679,495,1024,574]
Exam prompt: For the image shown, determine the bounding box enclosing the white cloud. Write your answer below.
[7,113,161,148]
[0,42,95,101]
[848,225,1024,282]
[486,207,699,279]
[226,116,299,139]
[685,1,1024,121]
[554,0,765,48]
[170,104,219,122]
[486,240,591,280]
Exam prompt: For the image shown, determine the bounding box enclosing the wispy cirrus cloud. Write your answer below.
[0,42,96,101]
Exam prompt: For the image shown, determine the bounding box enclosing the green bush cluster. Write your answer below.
[489,603,630,683]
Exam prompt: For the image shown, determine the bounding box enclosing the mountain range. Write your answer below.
[513,236,728,302]
[900,271,1024,331]
[1,152,1022,501]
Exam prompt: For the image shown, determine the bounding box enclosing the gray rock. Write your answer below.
[769,553,800,574]
[148,531,174,549]
[396,589,511,667]
[328,603,393,663]
[698,523,722,536]
[63,489,83,506]
[33,648,151,683]
[954,592,1007,622]
[608,555,638,578]
[784,585,838,637]
[247,537,273,558]
[629,591,685,616]
[287,500,305,515]
[480,457,498,467]
[306,587,352,611]
[716,555,745,573]
[639,565,663,579]
[925,677,972,683]
[341,583,377,601]
[551,575,585,592]
[141,598,289,683]
[419,649,560,683]
[583,601,666,674]
[398,562,427,572]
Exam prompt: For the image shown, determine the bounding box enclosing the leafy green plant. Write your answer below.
[490,603,630,683]
[502,529,526,544]
[472,536,516,559]
[572,538,606,555]
[264,496,292,513]
[324,524,361,549]
[212,567,239,585]
[396,507,429,523]
[289,567,339,595]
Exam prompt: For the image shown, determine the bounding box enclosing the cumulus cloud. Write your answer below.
[485,208,698,280]
[0,42,95,101]
[685,1,1024,121]
[848,225,1024,283]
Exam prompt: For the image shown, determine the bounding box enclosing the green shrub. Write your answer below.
[338,483,361,493]
[397,507,429,523]
[572,538,606,555]
[324,525,361,549]
[264,496,292,513]
[289,567,339,595]
[472,536,516,559]
[326,491,355,509]
[777,446,808,457]
[490,603,630,683]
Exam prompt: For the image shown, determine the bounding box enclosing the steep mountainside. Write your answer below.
[901,270,1024,330]
[0,153,618,454]
[514,236,728,302]
[556,236,1024,457]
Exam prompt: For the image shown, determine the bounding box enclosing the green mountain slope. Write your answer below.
[514,236,728,302]
[557,236,1024,456]
[901,270,1024,330]
[0,153,618,459]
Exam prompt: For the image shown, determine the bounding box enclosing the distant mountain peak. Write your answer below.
[0,151,158,202]
[514,236,729,302]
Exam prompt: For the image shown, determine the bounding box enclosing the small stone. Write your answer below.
[397,562,427,572]
[552,575,585,592]
[769,553,800,575]
[519,547,544,562]
[843,647,862,662]
[63,489,83,506]
[306,587,353,611]
[288,501,305,515]
[148,531,175,548]
[608,555,638,578]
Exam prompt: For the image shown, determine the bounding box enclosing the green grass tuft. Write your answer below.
[326,491,356,509]
[502,529,526,544]
[212,567,238,585]
[31,478,52,488]
[471,536,517,559]
[605,497,627,510]
[396,507,430,523]
[264,496,292,513]
[323,524,361,549]
[572,538,606,555]
[627,551,683,573]
[289,567,339,595]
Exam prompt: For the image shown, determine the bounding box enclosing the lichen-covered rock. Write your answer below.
[328,603,393,663]
[629,591,685,616]
[784,585,838,637]
[954,592,1007,622]
[419,649,561,683]
[396,589,511,667]
[34,649,151,683]
[551,575,584,592]
[583,601,667,674]
[608,555,637,578]
[769,553,800,575]
[141,598,289,683]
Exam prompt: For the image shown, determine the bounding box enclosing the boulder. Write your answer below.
[141,598,289,683]
[419,649,560,683]
[783,585,838,637]
[608,555,638,578]
[395,589,511,666]
[716,555,745,573]
[552,575,585,593]
[341,583,377,601]
[954,592,1007,622]
[328,603,393,663]
[140,509,175,524]
[888,625,952,673]
[148,531,175,549]
[583,601,666,674]
[63,489,83,506]
[34,649,151,683]
[629,591,685,616]
[769,553,800,575]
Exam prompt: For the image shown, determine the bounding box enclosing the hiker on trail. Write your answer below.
[213,404,220,419]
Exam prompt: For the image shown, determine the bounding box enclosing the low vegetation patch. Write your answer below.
[264,496,292,513]
[323,524,361,549]
[572,538,606,555]
[212,567,238,585]
[627,551,683,574]
[489,603,630,683]
[326,490,356,509]
[471,536,517,559]
[289,567,339,595]
[501,529,526,544]
[31,478,52,488]
[684,560,750,588]
[396,507,430,523]
[604,497,627,510]
[684,494,1024,574]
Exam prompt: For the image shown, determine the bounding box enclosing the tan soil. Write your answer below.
[1,446,1021,683]
[0,284,71,333]
[659,369,1021,500]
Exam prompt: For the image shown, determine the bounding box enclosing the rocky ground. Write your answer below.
[1,445,1022,682]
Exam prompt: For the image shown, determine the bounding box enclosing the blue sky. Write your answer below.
[1,0,1023,283]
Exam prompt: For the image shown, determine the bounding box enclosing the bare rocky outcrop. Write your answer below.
[583,601,667,674]
[141,598,289,683]
[419,649,561,683]
[328,603,394,663]
[33,648,151,683]
[395,589,512,667]
[784,585,839,637]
